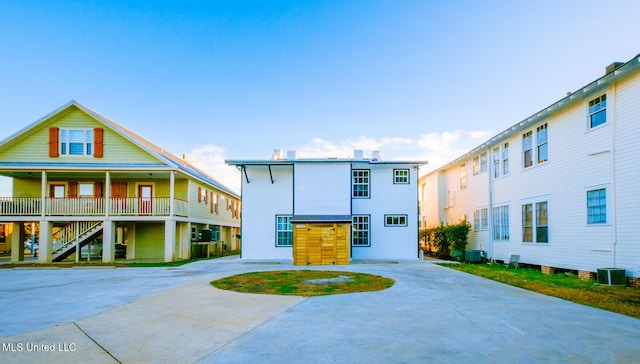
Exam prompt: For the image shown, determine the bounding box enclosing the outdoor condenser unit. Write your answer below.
[597,268,626,286]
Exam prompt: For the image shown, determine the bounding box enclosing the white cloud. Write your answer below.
[185,145,241,195]
[186,129,492,196]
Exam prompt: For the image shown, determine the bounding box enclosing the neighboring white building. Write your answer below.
[227,150,427,263]
[419,54,640,281]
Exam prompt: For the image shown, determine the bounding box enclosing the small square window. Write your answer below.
[394,169,409,184]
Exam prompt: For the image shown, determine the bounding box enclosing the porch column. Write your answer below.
[178,222,191,259]
[10,222,24,263]
[169,171,175,216]
[41,171,47,218]
[102,220,115,263]
[38,221,53,263]
[105,171,111,217]
[164,219,176,262]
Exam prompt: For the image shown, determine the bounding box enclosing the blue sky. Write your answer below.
[1,0,639,194]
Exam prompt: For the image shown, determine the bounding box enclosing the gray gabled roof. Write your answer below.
[0,100,239,198]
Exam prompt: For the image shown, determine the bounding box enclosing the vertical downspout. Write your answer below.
[488,147,494,263]
[610,85,618,268]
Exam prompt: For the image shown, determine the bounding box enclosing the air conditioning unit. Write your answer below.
[597,268,626,286]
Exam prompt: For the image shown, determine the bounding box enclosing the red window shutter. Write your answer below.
[94,182,103,198]
[94,128,103,158]
[69,182,78,198]
[198,187,202,203]
[49,127,59,157]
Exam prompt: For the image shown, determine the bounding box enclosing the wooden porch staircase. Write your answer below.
[52,221,104,262]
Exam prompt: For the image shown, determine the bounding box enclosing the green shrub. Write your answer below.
[420,222,471,261]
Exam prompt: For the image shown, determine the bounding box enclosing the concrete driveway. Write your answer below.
[1,258,638,363]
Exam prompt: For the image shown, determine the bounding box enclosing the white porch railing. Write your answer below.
[47,197,105,216]
[0,197,189,217]
[0,197,41,215]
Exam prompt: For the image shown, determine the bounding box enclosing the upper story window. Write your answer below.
[352,170,370,198]
[536,124,548,163]
[60,128,94,156]
[523,124,548,169]
[502,142,510,175]
[480,152,487,173]
[459,164,467,189]
[588,94,607,128]
[522,131,533,168]
[473,156,480,175]
[492,147,500,178]
[472,152,487,175]
[394,169,409,184]
[78,183,94,197]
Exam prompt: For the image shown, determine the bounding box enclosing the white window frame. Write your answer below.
[59,128,94,156]
[586,185,610,225]
[385,214,407,227]
[352,169,370,198]
[472,156,480,175]
[521,197,549,244]
[275,215,293,247]
[502,142,510,175]
[480,152,488,173]
[78,182,94,197]
[473,208,488,230]
[492,147,500,178]
[393,169,409,184]
[536,124,548,164]
[492,205,510,241]
[352,215,370,246]
[588,94,607,129]
[522,124,548,169]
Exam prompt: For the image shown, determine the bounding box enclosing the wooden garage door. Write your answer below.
[293,223,350,265]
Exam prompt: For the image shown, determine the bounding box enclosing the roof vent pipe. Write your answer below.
[372,150,381,161]
[287,150,297,160]
[273,149,284,160]
[354,150,364,160]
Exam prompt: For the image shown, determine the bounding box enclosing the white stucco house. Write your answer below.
[419,54,640,284]
[227,150,427,264]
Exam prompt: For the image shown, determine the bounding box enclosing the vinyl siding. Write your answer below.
[241,165,294,259]
[352,163,418,260]
[134,223,164,260]
[612,72,640,275]
[294,163,350,215]
[422,68,640,277]
[188,180,240,227]
[0,108,161,165]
